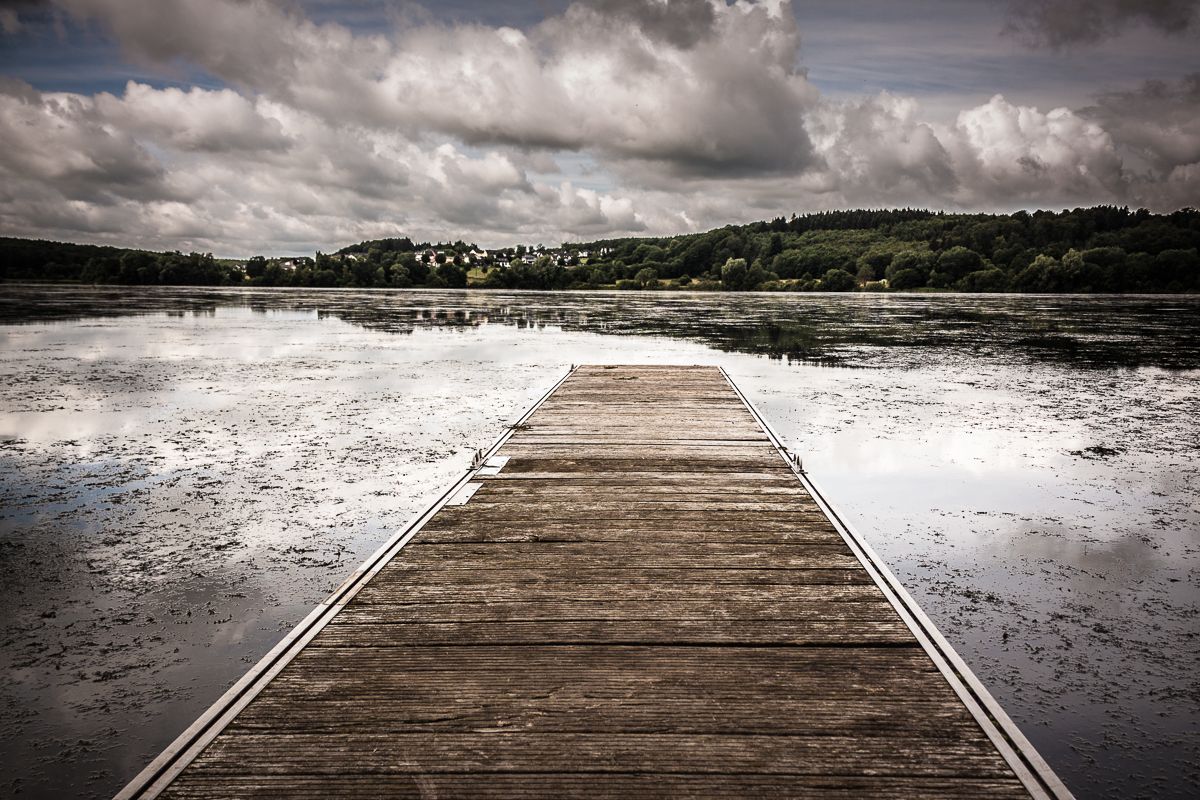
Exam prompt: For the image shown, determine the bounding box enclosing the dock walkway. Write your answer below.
[120,365,1072,799]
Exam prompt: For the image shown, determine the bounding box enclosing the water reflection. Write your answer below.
[2,286,1198,369]
[0,286,1197,799]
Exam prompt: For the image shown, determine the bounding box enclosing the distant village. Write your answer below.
[278,244,612,271]
[257,240,654,292]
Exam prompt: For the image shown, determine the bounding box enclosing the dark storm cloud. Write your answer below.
[0,0,49,10]
[589,0,716,48]
[0,0,48,32]
[1083,73,1200,173]
[0,0,49,11]
[1004,0,1199,48]
[55,0,312,90]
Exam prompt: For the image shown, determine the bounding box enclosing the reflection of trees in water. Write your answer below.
[2,287,1198,370]
[722,322,828,363]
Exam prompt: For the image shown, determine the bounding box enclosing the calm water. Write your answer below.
[1,286,1197,799]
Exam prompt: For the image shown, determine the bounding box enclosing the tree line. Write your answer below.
[572,205,1200,293]
[2,205,1197,293]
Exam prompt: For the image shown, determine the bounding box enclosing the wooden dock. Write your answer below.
[119,365,1073,799]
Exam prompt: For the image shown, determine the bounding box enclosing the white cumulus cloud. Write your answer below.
[946,93,1127,205]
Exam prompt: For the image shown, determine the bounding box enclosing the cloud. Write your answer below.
[754,92,1129,211]
[589,0,717,48]
[1144,161,1200,210]
[55,0,320,89]
[0,77,662,252]
[0,0,49,33]
[1083,73,1200,173]
[805,89,1200,213]
[1079,73,1200,210]
[536,0,818,178]
[95,82,294,154]
[0,79,169,205]
[55,0,819,179]
[802,92,959,205]
[1003,0,1199,49]
[945,94,1127,206]
[1,0,1197,255]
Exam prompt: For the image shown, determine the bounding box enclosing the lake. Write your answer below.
[1,286,1197,798]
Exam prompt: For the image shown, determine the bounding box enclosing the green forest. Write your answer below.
[3,205,1198,293]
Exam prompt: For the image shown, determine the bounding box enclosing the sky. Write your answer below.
[1,0,1198,256]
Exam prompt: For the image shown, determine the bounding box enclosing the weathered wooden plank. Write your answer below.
[542,384,739,388]
[496,455,784,466]
[279,644,939,674]
[514,434,767,442]
[160,774,1032,800]
[468,494,824,508]
[429,515,841,530]
[350,582,880,604]
[415,528,846,544]
[532,403,748,410]
[337,567,872,584]
[396,541,856,558]
[474,484,815,497]
[518,424,763,432]
[377,549,863,571]
[172,732,1018,777]
[530,404,742,412]
[478,477,795,486]
[307,620,915,646]
[228,699,983,736]
[507,430,764,437]
[475,472,797,482]
[436,510,840,522]
[471,484,809,496]
[518,419,760,425]
[544,381,739,387]
[260,652,945,700]
[513,421,766,429]
[502,443,774,450]
[452,501,823,514]
[336,596,901,620]
[542,383,737,389]
[497,458,795,472]
[536,395,747,401]
[418,518,841,537]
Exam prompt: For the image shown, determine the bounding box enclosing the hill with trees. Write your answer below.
[569,206,1200,293]
[2,205,1197,293]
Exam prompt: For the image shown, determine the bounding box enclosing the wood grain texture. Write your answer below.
[160,774,1031,800]
[158,365,1034,799]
